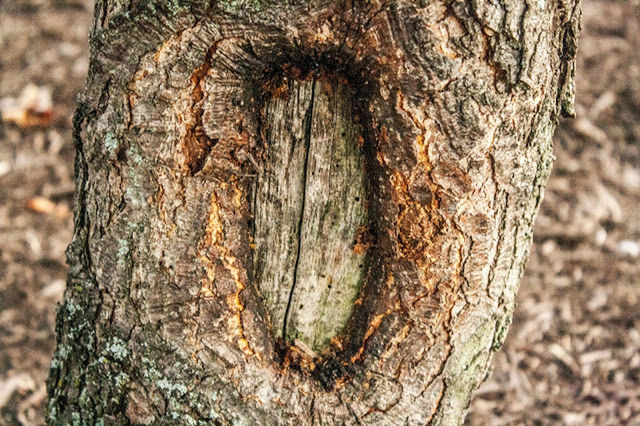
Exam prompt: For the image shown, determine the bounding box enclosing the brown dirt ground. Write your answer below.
[0,0,638,424]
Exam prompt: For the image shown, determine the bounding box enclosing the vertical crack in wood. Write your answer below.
[253,76,368,352]
[282,78,316,341]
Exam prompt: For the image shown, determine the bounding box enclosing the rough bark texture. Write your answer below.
[47,0,580,424]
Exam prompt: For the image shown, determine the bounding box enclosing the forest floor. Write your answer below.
[0,0,638,424]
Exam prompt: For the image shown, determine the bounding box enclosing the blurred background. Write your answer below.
[0,0,638,424]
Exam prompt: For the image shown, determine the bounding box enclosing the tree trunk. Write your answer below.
[47,0,580,424]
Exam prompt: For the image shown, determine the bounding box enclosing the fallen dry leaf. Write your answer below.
[0,84,54,128]
[0,374,36,408]
[27,196,71,219]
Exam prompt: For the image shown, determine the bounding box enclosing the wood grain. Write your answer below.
[253,76,368,351]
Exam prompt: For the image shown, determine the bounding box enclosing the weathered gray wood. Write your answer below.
[252,78,314,343]
[253,77,368,351]
[47,0,582,423]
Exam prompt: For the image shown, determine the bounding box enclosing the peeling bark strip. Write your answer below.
[253,76,368,352]
[48,0,580,424]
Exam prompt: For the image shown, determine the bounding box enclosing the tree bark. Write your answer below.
[47,0,580,424]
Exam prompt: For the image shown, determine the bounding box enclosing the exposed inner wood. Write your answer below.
[252,76,368,352]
